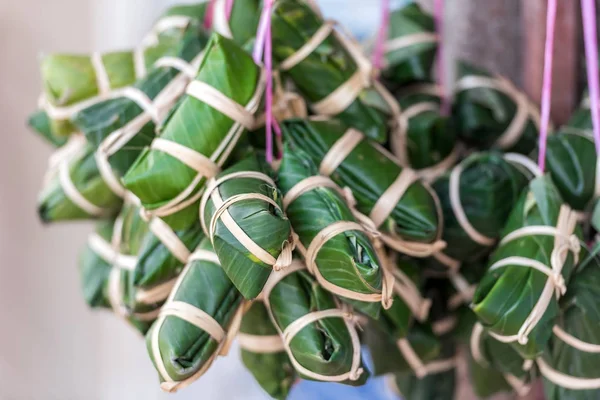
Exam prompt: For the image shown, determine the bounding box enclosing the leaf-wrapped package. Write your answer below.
[277,142,393,318]
[453,62,542,154]
[472,176,582,358]
[282,118,444,258]
[539,246,600,400]
[380,3,437,88]
[391,84,459,181]
[271,0,396,142]
[427,152,536,272]
[123,33,265,229]
[147,238,245,392]
[38,4,207,138]
[200,154,293,299]
[261,260,368,385]
[239,302,296,400]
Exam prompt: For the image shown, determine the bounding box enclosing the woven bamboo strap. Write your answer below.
[255,71,308,128]
[447,271,476,310]
[454,75,543,149]
[237,332,285,353]
[200,171,293,270]
[553,325,600,353]
[282,176,394,307]
[261,260,364,382]
[87,233,137,272]
[431,316,457,336]
[487,206,580,345]
[503,153,544,178]
[142,70,266,220]
[384,32,438,54]
[396,338,456,379]
[135,277,178,305]
[470,323,532,396]
[150,248,248,393]
[212,0,233,39]
[91,52,111,96]
[537,357,600,390]
[386,252,430,321]
[432,251,461,272]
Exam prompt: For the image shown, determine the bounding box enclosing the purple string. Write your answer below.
[434,0,449,115]
[582,0,600,156]
[253,0,280,163]
[537,0,557,172]
[372,0,390,73]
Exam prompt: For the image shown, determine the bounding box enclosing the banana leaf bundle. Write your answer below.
[380,3,437,88]
[391,84,459,181]
[425,152,535,272]
[206,0,261,46]
[271,0,396,143]
[261,259,368,385]
[469,323,535,398]
[453,62,542,154]
[146,238,245,393]
[544,129,598,221]
[390,339,457,400]
[123,33,265,229]
[472,176,583,358]
[281,118,444,258]
[540,245,600,400]
[239,302,296,400]
[79,202,160,334]
[277,141,392,318]
[27,109,67,147]
[200,154,293,299]
[38,4,208,139]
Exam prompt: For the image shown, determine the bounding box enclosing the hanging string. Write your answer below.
[204,0,234,30]
[253,0,281,164]
[372,0,391,73]
[537,0,557,172]
[582,0,600,155]
[433,0,449,116]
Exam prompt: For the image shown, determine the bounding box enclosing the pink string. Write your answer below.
[537,0,557,172]
[253,0,280,163]
[582,0,600,156]
[372,0,390,73]
[204,0,234,30]
[433,0,449,115]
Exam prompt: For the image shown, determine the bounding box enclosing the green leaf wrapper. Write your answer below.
[239,302,296,400]
[426,152,533,271]
[27,109,67,147]
[473,176,583,358]
[207,0,261,46]
[146,238,244,392]
[277,142,389,319]
[271,0,392,142]
[39,4,207,137]
[201,154,292,299]
[541,245,600,400]
[381,3,437,88]
[123,33,264,229]
[453,62,541,154]
[262,261,369,385]
[282,118,443,255]
[391,86,458,178]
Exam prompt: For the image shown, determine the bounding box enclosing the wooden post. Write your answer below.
[522,0,579,125]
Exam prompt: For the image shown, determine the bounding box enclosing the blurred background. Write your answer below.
[0,0,574,399]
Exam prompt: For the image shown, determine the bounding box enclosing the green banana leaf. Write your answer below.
[123,33,263,230]
[79,205,157,334]
[27,109,67,147]
[208,0,261,46]
[277,142,386,319]
[425,152,532,270]
[381,3,437,88]
[264,264,369,385]
[391,339,457,400]
[38,139,124,222]
[39,4,208,138]
[545,129,597,213]
[239,302,296,400]
[146,238,244,390]
[202,154,292,299]
[542,245,600,400]
[271,0,392,142]
[282,118,442,246]
[473,176,583,359]
[392,87,457,174]
[453,62,540,154]
[73,24,210,148]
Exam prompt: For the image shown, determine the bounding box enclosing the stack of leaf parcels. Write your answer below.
[30,1,600,399]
